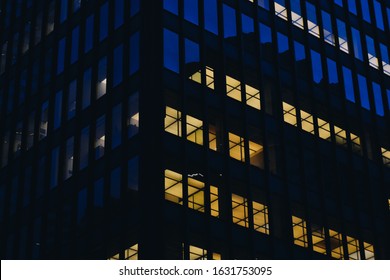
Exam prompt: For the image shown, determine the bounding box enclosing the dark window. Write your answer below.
[64,137,74,179]
[184,39,199,63]
[223,4,237,38]
[258,0,270,10]
[60,0,68,23]
[57,38,66,74]
[357,75,370,110]
[163,29,179,73]
[50,147,60,188]
[130,0,140,16]
[351,28,363,61]
[77,188,87,224]
[71,26,79,64]
[53,91,63,130]
[361,0,371,23]
[113,44,123,86]
[82,68,91,109]
[184,0,199,25]
[294,41,305,61]
[80,126,90,170]
[68,80,77,120]
[127,157,139,190]
[326,58,338,84]
[99,2,109,41]
[242,14,254,34]
[97,57,107,99]
[85,15,94,53]
[164,0,178,15]
[372,82,384,116]
[110,167,121,199]
[114,0,124,29]
[204,0,218,34]
[342,66,355,102]
[94,179,104,207]
[311,50,323,83]
[130,32,140,75]
[112,104,122,149]
[277,32,289,53]
[95,115,106,159]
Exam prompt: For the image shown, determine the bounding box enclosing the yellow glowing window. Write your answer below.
[165,107,182,137]
[381,148,390,166]
[245,84,261,110]
[188,66,214,89]
[212,253,221,260]
[300,110,315,134]
[388,198,390,210]
[291,10,304,29]
[229,132,245,162]
[210,185,219,217]
[226,75,242,102]
[252,201,269,234]
[209,124,217,151]
[186,115,203,145]
[108,253,120,260]
[329,229,344,259]
[364,242,375,260]
[232,194,249,228]
[125,244,138,260]
[249,140,264,169]
[334,126,347,146]
[292,216,308,248]
[205,66,215,89]
[317,118,331,140]
[311,225,326,255]
[189,69,202,84]
[189,245,207,260]
[350,133,361,152]
[346,236,360,260]
[188,177,205,213]
[274,2,288,20]
[164,169,183,205]
[283,102,297,126]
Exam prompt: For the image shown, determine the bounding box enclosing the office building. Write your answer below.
[0,0,389,259]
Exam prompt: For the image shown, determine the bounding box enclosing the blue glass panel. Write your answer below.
[56,38,66,74]
[85,15,94,53]
[82,68,91,109]
[163,29,179,73]
[348,0,357,14]
[128,157,139,190]
[361,0,371,23]
[326,58,338,84]
[204,0,218,34]
[372,82,384,116]
[130,0,140,16]
[113,44,123,86]
[164,0,178,14]
[94,179,104,207]
[110,167,121,199]
[99,2,108,41]
[294,41,305,61]
[54,90,62,129]
[342,67,355,102]
[71,26,79,64]
[60,0,68,23]
[185,39,199,63]
[242,14,254,34]
[373,1,384,30]
[259,23,272,43]
[357,75,370,110]
[351,28,363,60]
[130,32,140,75]
[258,0,270,10]
[112,104,122,149]
[223,4,237,38]
[184,0,199,25]
[114,0,124,29]
[311,50,322,83]
[277,32,289,53]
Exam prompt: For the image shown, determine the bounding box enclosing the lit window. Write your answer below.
[97,57,107,99]
[334,126,347,146]
[232,194,249,228]
[274,0,288,21]
[64,137,74,180]
[300,110,315,134]
[205,67,215,89]
[210,185,219,217]
[164,169,183,205]
[283,102,297,126]
[350,133,361,153]
[292,216,308,248]
[186,115,203,145]
[366,35,379,69]
[317,118,331,140]
[364,242,375,260]
[125,244,138,260]
[189,245,207,260]
[322,11,335,46]
[381,147,390,166]
[311,225,326,255]
[94,115,105,159]
[226,75,242,102]
[188,177,205,212]
[347,236,360,260]
[128,92,139,138]
[208,124,218,151]
[245,84,261,110]
[306,2,320,38]
[249,140,264,168]
[229,132,245,162]
[329,229,344,259]
[252,201,269,234]
[290,0,304,29]
[337,19,349,54]
[165,107,182,137]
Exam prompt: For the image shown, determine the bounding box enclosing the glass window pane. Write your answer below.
[99,2,108,41]
[53,91,63,130]
[361,0,371,23]
[85,15,94,53]
[372,82,384,116]
[114,0,124,29]
[184,0,198,25]
[80,126,89,170]
[71,26,79,64]
[113,44,123,86]
[327,58,338,84]
[373,0,384,30]
[357,75,370,110]
[351,28,363,61]
[57,38,66,74]
[311,50,322,83]
[68,80,77,120]
[204,0,218,34]
[97,57,107,98]
[164,0,178,15]
[223,4,237,38]
[163,29,179,73]
[342,66,355,102]
[112,104,122,149]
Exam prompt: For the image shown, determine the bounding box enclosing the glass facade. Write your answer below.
[0,0,389,260]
